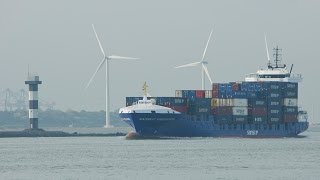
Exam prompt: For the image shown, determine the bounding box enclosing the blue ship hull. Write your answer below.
[119,113,309,138]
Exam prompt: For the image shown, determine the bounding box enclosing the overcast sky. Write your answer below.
[1,0,319,122]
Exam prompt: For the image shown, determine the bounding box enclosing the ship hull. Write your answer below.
[119,113,309,138]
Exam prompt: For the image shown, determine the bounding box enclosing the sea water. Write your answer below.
[0,127,319,180]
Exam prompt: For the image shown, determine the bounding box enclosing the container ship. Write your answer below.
[119,47,309,137]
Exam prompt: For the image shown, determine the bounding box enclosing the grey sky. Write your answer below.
[1,0,319,122]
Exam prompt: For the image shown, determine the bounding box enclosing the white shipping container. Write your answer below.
[175,90,182,97]
[205,90,212,98]
[232,107,248,115]
[231,99,248,107]
[284,98,298,107]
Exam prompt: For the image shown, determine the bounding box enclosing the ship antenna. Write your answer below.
[264,34,272,68]
[142,81,148,100]
[290,64,294,75]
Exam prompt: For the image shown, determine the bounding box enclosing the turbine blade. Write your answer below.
[202,64,213,84]
[264,33,270,61]
[108,55,140,60]
[92,24,106,57]
[85,58,106,89]
[174,61,201,68]
[201,28,214,62]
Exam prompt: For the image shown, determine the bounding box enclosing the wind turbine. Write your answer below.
[86,24,139,128]
[175,29,213,90]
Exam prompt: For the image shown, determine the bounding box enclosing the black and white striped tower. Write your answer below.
[25,75,42,129]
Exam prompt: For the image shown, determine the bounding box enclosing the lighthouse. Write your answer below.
[25,75,42,129]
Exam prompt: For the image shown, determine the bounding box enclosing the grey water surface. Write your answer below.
[0,127,319,180]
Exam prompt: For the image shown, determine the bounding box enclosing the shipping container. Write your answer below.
[247,91,258,98]
[267,99,283,107]
[175,90,182,97]
[212,83,219,91]
[226,84,233,92]
[231,82,240,91]
[232,107,248,116]
[283,91,298,98]
[233,115,248,123]
[249,116,268,124]
[165,105,188,113]
[211,99,233,107]
[231,99,248,107]
[205,90,212,98]
[212,90,219,98]
[283,115,298,122]
[283,106,298,115]
[268,115,282,123]
[254,83,263,91]
[189,106,211,114]
[214,115,233,123]
[196,90,205,98]
[233,91,247,98]
[181,90,196,98]
[218,91,226,98]
[226,91,233,98]
[282,82,298,90]
[265,82,281,91]
[283,98,298,107]
[212,107,233,115]
[189,98,211,106]
[211,98,219,107]
[219,84,226,92]
[248,83,255,91]
[248,107,267,116]
[268,107,283,116]
[241,82,248,91]
[248,99,267,107]
[268,92,282,99]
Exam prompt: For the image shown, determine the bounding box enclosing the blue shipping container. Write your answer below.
[233,115,248,123]
[249,116,268,123]
[283,91,298,98]
[219,84,226,92]
[268,92,282,99]
[268,107,283,116]
[233,91,247,98]
[267,99,283,107]
[215,115,233,123]
[268,115,282,123]
[283,106,298,115]
[248,99,267,107]
[247,91,258,99]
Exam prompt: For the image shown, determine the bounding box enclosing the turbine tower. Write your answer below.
[86,24,139,128]
[175,29,214,90]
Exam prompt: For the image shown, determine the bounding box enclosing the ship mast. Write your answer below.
[273,46,282,68]
[142,81,148,100]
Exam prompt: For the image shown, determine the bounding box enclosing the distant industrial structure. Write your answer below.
[0,89,55,111]
[25,75,42,129]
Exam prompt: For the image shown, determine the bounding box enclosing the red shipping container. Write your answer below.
[232,82,240,91]
[248,107,267,116]
[212,90,219,98]
[212,83,219,91]
[212,107,232,115]
[196,90,205,98]
[284,115,298,122]
[165,105,188,113]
